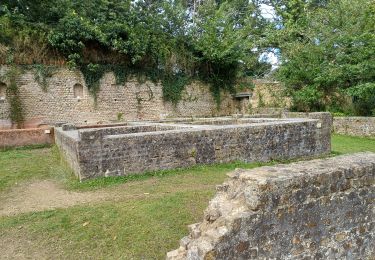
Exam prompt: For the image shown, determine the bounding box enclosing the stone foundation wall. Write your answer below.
[333,117,375,137]
[55,113,332,180]
[0,127,54,148]
[54,127,80,176]
[167,152,375,259]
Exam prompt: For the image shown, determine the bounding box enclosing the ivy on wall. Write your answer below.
[32,64,56,92]
[80,63,191,105]
[3,66,24,127]
[80,64,107,100]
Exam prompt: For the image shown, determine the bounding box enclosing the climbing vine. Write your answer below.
[4,66,24,128]
[80,64,159,100]
[79,63,191,105]
[198,61,239,107]
[162,73,190,105]
[80,64,107,100]
[32,64,56,92]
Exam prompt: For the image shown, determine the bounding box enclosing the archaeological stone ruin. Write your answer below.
[55,112,332,180]
[167,152,375,259]
[0,65,373,259]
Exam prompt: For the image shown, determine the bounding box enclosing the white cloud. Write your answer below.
[259,4,276,20]
[259,50,280,70]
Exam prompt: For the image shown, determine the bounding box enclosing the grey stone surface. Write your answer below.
[55,113,332,181]
[62,123,77,131]
[333,117,375,137]
[167,152,375,260]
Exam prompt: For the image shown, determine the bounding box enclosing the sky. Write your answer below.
[259,4,280,69]
[259,3,277,20]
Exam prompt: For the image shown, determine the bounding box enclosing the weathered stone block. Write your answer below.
[333,117,375,137]
[167,153,375,259]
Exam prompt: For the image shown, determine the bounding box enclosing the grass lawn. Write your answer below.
[331,134,375,154]
[0,134,374,259]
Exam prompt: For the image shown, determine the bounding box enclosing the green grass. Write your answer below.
[332,134,375,154]
[0,134,374,259]
[0,191,212,259]
[0,145,71,193]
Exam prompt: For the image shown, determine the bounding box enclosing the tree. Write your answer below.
[266,0,375,115]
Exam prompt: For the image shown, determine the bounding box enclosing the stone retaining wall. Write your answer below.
[0,66,292,128]
[167,152,375,259]
[0,66,238,126]
[333,117,375,137]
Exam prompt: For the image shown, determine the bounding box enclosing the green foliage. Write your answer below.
[112,65,128,86]
[80,63,107,99]
[201,62,238,106]
[33,64,56,92]
[190,0,264,104]
[162,73,191,105]
[268,0,375,115]
[0,6,61,65]
[48,11,99,67]
[290,85,325,112]
[347,83,375,116]
[3,66,24,127]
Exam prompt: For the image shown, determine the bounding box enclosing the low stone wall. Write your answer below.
[167,152,375,259]
[282,112,333,154]
[0,127,54,148]
[333,117,375,137]
[55,113,332,180]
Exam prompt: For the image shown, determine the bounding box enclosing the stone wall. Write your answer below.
[0,66,295,128]
[0,127,54,148]
[333,117,375,137]
[55,113,332,180]
[167,152,375,259]
[0,66,239,127]
[282,112,333,153]
[250,79,290,110]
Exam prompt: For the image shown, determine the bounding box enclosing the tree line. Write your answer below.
[0,0,374,115]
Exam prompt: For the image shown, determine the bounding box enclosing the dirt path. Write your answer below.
[0,178,214,217]
[0,180,111,216]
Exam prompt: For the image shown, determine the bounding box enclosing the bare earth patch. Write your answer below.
[0,177,215,217]
[0,180,110,216]
[0,229,53,260]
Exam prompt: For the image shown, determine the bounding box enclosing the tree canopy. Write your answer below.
[0,0,374,115]
[264,0,375,115]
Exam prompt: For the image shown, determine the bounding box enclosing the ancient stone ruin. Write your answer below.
[167,152,375,259]
[55,112,331,181]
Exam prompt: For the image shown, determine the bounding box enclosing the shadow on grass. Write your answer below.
[0,143,52,152]
[66,161,274,191]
